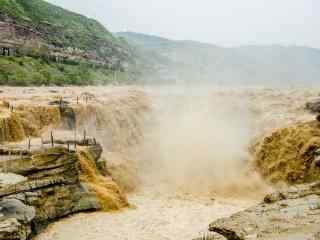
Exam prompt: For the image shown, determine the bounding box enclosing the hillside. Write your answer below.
[0,0,137,85]
[117,32,320,86]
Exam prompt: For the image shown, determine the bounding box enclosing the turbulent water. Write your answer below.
[35,86,318,240]
[36,192,252,240]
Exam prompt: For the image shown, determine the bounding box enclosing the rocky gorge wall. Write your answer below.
[0,15,104,66]
[0,88,150,240]
[0,16,42,56]
[0,147,100,240]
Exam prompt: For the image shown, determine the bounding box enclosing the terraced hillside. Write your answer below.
[0,0,138,85]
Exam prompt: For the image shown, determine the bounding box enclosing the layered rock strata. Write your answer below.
[0,147,100,240]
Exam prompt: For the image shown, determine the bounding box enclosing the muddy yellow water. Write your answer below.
[24,86,319,240]
[35,189,254,240]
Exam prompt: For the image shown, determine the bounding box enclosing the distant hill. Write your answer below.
[0,0,136,85]
[1,0,319,86]
[117,32,320,86]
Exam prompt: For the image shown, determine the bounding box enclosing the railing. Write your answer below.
[0,130,97,161]
[40,130,98,151]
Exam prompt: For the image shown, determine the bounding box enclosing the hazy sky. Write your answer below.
[46,0,320,48]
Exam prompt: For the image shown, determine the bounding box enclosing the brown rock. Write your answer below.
[0,218,31,240]
[208,182,320,240]
[0,199,35,240]
[0,147,100,238]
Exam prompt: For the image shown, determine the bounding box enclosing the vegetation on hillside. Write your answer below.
[117,32,320,85]
[0,0,139,86]
[0,0,26,20]
[0,0,121,51]
[0,56,136,86]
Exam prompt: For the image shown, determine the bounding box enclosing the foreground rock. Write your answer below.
[207,182,320,240]
[0,199,35,240]
[0,147,100,239]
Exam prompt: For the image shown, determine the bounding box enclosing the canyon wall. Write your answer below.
[0,88,149,239]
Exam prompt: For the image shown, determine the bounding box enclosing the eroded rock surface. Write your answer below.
[0,147,100,239]
[0,198,35,240]
[207,182,320,240]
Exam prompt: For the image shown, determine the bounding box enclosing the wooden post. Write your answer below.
[76,96,79,104]
[59,97,63,109]
[41,137,44,148]
[74,127,77,150]
[50,131,54,147]
[74,126,77,142]
[28,136,31,150]
[83,129,86,143]
[67,142,70,152]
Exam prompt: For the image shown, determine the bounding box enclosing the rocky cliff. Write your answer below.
[0,87,146,239]
[0,147,99,239]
